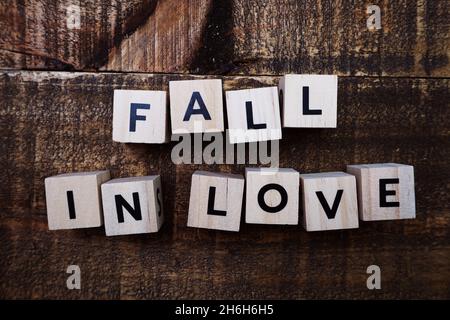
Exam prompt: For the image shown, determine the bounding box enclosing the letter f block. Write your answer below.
[113,89,169,144]
[187,171,244,232]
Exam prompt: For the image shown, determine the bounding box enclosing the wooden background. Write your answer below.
[0,0,449,299]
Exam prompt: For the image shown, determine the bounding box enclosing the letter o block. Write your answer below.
[169,79,224,134]
[347,163,415,221]
[245,168,299,225]
[101,176,164,236]
[300,172,358,231]
[44,171,110,230]
[188,171,245,232]
[113,89,169,144]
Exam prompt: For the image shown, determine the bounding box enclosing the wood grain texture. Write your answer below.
[0,71,448,299]
[1,0,448,77]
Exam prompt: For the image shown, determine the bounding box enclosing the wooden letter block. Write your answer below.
[245,168,299,225]
[169,79,224,134]
[278,74,337,128]
[113,89,169,143]
[101,176,164,236]
[347,163,415,221]
[188,171,244,232]
[226,87,282,144]
[300,172,358,231]
[44,171,110,230]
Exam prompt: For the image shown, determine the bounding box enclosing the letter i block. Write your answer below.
[44,171,110,230]
[113,89,169,143]
[300,172,358,231]
[187,171,245,232]
[226,87,282,144]
[347,163,415,221]
[245,168,299,225]
[169,79,224,134]
[101,176,164,236]
[278,74,338,128]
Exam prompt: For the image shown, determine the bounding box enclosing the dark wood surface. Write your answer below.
[0,0,449,299]
[0,71,448,299]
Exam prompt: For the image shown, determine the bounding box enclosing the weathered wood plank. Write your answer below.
[0,71,449,299]
[1,0,448,76]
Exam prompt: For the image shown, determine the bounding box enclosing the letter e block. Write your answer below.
[300,172,358,231]
[169,79,224,134]
[226,87,282,144]
[188,171,244,232]
[278,74,337,128]
[245,168,299,225]
[113,89,169,144]
[347,163,415,221]
[44,171,110,230]
[101,176,164,236]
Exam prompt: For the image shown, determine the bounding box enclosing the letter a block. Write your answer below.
[44,171,110,230]
[300,172,358,231]
[113,89,169,144]
[347,163,415,221]
[188,171,244,232]
[101,176,164,236]
[169,79,224,134]
[226,87,282,144]
[278,74,337,128]
[245,168,299,225]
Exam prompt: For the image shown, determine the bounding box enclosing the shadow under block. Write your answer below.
[112,89,169,144]
[101,176,164,236]
[169,79,224,134]
[44,171,111,230]
[226,87,282,144]
[347,163,416,221]
[300,172,358,231]
[245,168,299,225]
[278,74,338,128]
[188,171,245,232]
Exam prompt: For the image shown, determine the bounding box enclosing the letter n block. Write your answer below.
[226,87,282,144]
[169,79,224,134]
[113,89,169,143]
[44,171,110,230]
[187,171,244,232]
[245,168,299,225]
[278,74,337,128]
[347,163,415,221]
[300,172,358,231]
[101,176,164,236]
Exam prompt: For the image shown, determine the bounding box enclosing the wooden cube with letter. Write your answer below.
[101,176,164,236]
[44,170,110,230]
[169,79,224,134]
[278,74,337,128]
[245,168,299,225]
[300,172,358,231]
[347,163,415,221]
[226,87,282,144]
[187,171,245,232]
[113,89,169,143]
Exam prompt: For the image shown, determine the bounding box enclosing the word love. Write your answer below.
[112,75,338,145]
[45,163,415,235]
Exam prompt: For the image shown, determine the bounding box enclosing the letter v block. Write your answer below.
[169,79,224,134]
[245,168,299,225]
[347,163,415,221]
[300,172,358,231]
[113,89,169,143]
[226,87,282,144]
[44,171,110,230]
[101,176,164,236]
[188,171,244,232]
[278,74,338,128]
